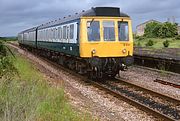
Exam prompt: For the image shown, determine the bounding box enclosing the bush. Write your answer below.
[133,41,142,47]
[137,42,142,47]
[163,40,169,48]
[138,36,146,41]
[0,41,17,79]
[134,35,140,39]
[0,56,17,79]
[134,35,146,40]
[175,35,180,40]
[144,22,178,38]
[145,39,154,47]
[144,22,161,38]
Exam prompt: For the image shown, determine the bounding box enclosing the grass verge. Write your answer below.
[134,38,180,48]
[0,54,94,121]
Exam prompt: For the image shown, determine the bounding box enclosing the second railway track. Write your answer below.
[97,79,180,121]
[9,43,180,121]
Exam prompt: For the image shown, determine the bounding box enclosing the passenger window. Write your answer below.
[118,22,129,41]
[103,21,115,41]
[63,26,67,39]
[67,26,70,40]
[46,30,48,41]
[87,21,100,41]
[53,28,56,40]
[55,28,58,40]
[48,29,50,40]
[60,27,62,39]
[58,27,61,39]
[70,24,74,39]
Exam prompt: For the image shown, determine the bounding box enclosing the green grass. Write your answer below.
[134,38,180,48]
[0,55,95,121]
[0,37,17,42]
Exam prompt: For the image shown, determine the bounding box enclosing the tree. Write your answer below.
[158,22,178,38]
[144,22,178,38]
[144,22,161,37]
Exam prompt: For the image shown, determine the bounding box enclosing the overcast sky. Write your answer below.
[0,0,180,36]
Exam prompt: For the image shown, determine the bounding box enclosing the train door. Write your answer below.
[69,22,78,43]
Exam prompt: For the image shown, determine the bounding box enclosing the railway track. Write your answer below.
[154,79,180,89]
[131,65,180,89]
[9,43,180,121]
[133,65,180,77]
[102,78,180,120]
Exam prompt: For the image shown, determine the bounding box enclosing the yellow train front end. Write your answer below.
[80,17,133,58]
[78,7,134,78]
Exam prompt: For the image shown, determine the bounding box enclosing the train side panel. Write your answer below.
[37,20,80,56]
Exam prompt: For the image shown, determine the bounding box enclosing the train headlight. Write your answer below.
[92,49,96,54]
[122,49,127,53]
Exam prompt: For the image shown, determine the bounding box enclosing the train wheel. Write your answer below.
[88,67,104,80]
[88,70,96,80]
[88,67,97,80]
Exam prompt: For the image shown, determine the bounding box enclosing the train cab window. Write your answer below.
[103,21,115,41]
[118,22,129,41]
[87,21,100,41]
[70,24,74,39]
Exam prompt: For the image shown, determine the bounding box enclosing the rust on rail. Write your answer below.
[154,79,180,89]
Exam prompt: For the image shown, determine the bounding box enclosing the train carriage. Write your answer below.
[18,7,134,79]
[37,20,79,56]
[18,27,37,47]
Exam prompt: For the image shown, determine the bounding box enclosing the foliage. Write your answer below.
[134,38,180,48]
[138,36,146,41]
[158,22,178,38]
[0,54,95,121]
[145,39,154,47]
[0,40,7,56]
[137,41,142,47]
[163,40,170,48]
[144,22,178,38]
[0,37,17,41]
[0,56,17,79]
[0,40,17,79]
[134,35,140,39]
[175,35,180,40]
[144,22,161,37]
[135,36,146,40]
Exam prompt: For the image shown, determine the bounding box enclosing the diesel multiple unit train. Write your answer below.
[18,7,134,79]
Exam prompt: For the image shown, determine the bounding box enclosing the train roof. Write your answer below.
[20,7,130,32]
[81,7,129,17]
[19,27,37,34]
[38,7,130,29]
